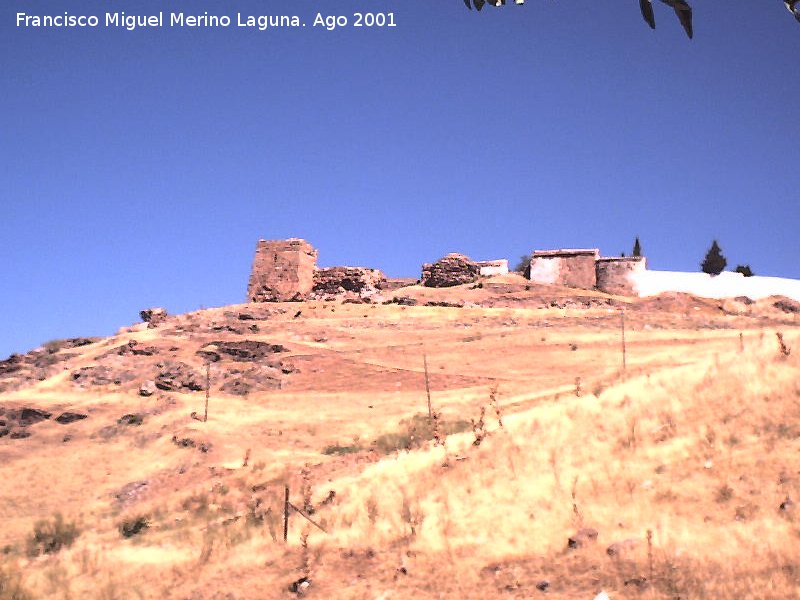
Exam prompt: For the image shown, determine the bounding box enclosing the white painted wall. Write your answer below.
[633,270,800,302]
[478,260,509,277]
[529,257,561,284]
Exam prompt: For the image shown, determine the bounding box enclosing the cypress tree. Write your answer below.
[701,240,727,275]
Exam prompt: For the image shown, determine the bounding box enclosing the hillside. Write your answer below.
[1,275,799,599]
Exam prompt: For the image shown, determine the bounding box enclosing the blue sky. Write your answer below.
[2,1,799,358]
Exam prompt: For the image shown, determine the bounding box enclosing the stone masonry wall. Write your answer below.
[596,257,646,296]
[529,250,599,289]
[311,267,387,299]
[247,239,318,302]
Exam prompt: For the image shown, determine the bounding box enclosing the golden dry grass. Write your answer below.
[1,286,799,599]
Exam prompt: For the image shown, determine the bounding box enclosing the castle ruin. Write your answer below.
[247,239,387,302]
[528,249,646,295]
[247,239,318,302]
[247,238,648,302]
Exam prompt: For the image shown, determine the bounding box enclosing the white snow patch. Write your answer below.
[632,270,800,302]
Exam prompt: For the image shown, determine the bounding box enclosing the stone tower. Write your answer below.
[247,238,318,302]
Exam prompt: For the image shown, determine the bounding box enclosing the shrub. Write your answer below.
[26,514,79,557]
[734,264,754,277]
[322,443,362,455]
[119,516,149,538]
[0,560,33,600]
[513,255,531,277]
[701,240,727,275]
[374,413,470,454]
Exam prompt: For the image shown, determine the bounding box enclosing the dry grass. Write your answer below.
[1,294,798,598]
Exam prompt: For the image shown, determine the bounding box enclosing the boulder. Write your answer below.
[116,340,158,357]
[421,253,480,288]
[55,412,88,424]
[139,307,168,328]
[18,408,52,426]
[71,365,135,387]
[154,361,205,392]
[567,527,599,549]
[118,413,144,426]
[138,380,157,397]
[197,340,288,363]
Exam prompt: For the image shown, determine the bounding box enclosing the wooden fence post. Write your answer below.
[283,485,290,543]
[621,310,627,373]
[203,361,210,422]
[423,354,432,419]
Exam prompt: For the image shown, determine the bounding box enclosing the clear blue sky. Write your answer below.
[2,1,799,358]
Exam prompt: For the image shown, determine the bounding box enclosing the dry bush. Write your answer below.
[0,560,32,600]
[26,514,79,557]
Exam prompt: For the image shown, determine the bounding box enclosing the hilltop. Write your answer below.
[1,274,799,599]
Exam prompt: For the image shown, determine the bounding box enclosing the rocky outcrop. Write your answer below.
[140,308,168,328]
[55,412,88,424]
[71,365,136,387]
[154,361,206,392]
[311,267,387,299]
[196,340,288,363]
[138,380,157,397]
[421,254,480,288]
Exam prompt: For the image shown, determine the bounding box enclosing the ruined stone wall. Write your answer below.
[596,257,647,296]
[421,253,480,287]
[529,250,599,289]
[311,267,387,299]
[247,239,318,302]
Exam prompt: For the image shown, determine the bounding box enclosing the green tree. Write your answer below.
[514,255,531,277]
[734,264,754,277]
[632,236,642,258]
[701,240,727,275]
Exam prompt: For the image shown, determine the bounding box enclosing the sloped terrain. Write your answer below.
[1,276,798,599]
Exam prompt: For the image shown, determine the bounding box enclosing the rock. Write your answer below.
[9,430,31,440]
[115,480,149,507]
[0,354,25,376]
[607,538,639,557]
[421,253,480,288]
[55,412,88,424]
[171,435,211,453]
[198,340,288,363]
[567,527,598,549]
[16,408,53,426]
[624,577,650,590]
[71,365,135,387]
[219,366,284,395]
[116,340,158,357]
[154,362,205,392]
[386,296,418,306]
[536,580,550,592]
[118,414,144,426]
[43,338,99,353]
[139,380,157,397]
[288,577,311,595]
[0,427,9,438]
[424,301,465,307]
[139,307,168,327]
[774,298,800,313]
